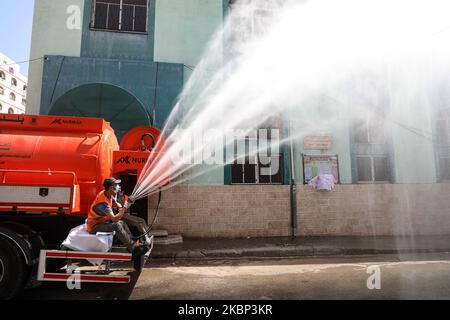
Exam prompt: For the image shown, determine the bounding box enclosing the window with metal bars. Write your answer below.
[436,108,450,145]
[91,0,148,33]
[356,156,390,183]
[439,158,450,180]
[231,129,283,184]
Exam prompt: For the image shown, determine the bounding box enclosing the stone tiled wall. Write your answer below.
[148,184,450,237]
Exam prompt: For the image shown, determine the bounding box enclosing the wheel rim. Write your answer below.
[0,258,4,283]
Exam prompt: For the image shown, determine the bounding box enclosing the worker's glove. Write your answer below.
[124,201,133,210]
[123,202,133,210]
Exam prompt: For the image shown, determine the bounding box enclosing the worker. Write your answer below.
[86,177,148,256]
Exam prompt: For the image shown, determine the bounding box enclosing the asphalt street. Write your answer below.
[18,252,450,300]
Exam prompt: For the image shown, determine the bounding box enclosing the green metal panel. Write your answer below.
[40,55,184,131]
[48,83,152,140]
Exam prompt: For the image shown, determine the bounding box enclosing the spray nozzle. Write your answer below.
[124,198,135,210]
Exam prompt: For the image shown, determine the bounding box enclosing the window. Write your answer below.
[0,71,5,80]
[23,85,27,92]
[436,108,450,145]
[21,98,26,106]
[8,108,14,114]
[231,153,284,184]
[0,86,4,95]
[9,92,15,101]
[11,78,17,87]
[9,67,14,74]
[231,128,283,184]
[440,158,450,180]
[91,0,148,33]
[356,156,390,182]
[0,103,2,112]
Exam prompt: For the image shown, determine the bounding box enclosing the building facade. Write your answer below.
[0,53,27,114]
[28,0,450,238]
[28,0,224,138]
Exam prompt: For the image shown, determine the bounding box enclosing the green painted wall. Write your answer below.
[154,0,224,83]
[390,93,437,183]
[40,55,184,130]
[28,0,85,115]
[153,0,225,184]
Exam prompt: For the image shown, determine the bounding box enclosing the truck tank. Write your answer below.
[0,114,163,216]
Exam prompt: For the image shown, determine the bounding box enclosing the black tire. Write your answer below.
[0,238,27,300]
[133,254,145,272]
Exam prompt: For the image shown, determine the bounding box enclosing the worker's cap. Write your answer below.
[103,177,122,190]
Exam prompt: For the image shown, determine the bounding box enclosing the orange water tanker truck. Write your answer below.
[0,114,168,299]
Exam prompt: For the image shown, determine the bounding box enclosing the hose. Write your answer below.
[131,189,163,241]
[141,133,155,151]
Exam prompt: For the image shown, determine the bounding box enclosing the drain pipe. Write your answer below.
[289,122,298,238]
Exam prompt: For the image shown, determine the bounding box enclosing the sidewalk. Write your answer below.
[151,235,450,259]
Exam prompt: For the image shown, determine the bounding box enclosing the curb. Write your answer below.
[151,246,450,260]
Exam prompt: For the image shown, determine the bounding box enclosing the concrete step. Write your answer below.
[154,235,184,245]
[149,230,169,238]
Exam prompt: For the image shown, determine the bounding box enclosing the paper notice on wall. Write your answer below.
[303,155,340,184]
[304,135,333,150]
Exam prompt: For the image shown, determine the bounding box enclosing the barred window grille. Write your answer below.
[356,156,390,183]
[91,0,148,33]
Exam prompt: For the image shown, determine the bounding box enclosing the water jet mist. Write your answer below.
[131,0,450,201]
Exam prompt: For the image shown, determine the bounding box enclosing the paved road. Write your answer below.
[18,253,450,300]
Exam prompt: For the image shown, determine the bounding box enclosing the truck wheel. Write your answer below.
[0,238,27,300]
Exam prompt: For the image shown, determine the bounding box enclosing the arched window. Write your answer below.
[9,92,16,101]
[0,71,5,80]
[0,86,4,95]
[11,78,17,87]
[8,108,14,114]
[23,85,27,92]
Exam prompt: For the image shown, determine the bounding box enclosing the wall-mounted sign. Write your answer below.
[303,135,332,150]
[303,154,340,184]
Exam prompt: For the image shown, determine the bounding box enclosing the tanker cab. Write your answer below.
[0,170,80,215]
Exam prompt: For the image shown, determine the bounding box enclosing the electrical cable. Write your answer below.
[0,57,45,68]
